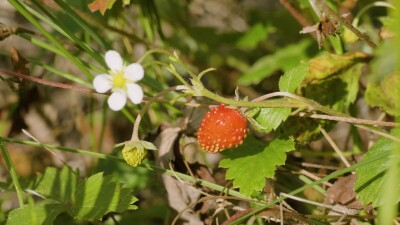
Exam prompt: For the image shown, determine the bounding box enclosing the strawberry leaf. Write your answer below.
[219,136,295,196]
[355,128,400,207]
[6,200,66,225]
[9,166,138,224]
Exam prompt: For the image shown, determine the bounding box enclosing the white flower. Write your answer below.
[93,50,144,111]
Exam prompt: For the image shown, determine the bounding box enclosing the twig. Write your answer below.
[296,112,398,127]
[0,68,94,93]
[320,126,352,168]
[299,169,332,187]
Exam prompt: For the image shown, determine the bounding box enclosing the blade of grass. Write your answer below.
[8,0,93,79]
[0,141,24,207]
[27,58,93,87]
[52,0,110,50]
[28,0,106,67]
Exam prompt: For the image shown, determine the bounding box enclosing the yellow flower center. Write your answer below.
[112,72,126,88]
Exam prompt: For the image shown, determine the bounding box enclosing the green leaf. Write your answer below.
[355,128,400,207]
[247,63,308,134]
[365,72,400,116]
[278,63,308,93]
[15,166,138,224]
[73,173,138,220]
[6,200,66,225]
[304,52,370,84]
[250,107,291,133]
[238,39,312,85]
[219,136,295,196]
[236,23,271,49]
[301,54,365,112]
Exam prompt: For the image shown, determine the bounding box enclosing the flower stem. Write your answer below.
[142,61,192,88]
[131,85,189,140]
[136,48,200,81]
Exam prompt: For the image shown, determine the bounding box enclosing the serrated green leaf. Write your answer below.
[238,39,311,85]
[355,128,400,207]
[250,107,291,133]
[6,200,66,225]
[219,136,295,196]
[16,167,138,223]
[29,167,78,203]
[73,173,138,220]
[278,63,308,93]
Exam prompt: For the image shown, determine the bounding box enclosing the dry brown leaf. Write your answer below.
[154,126,203,225]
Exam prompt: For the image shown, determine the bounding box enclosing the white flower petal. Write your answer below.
[124,63,144,81]
[126,83,144,104]
[93,74,112,93]
[105,50,123,72]
[108,90,127,111]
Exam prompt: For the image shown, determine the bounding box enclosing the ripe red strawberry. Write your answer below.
[198,104,247,153]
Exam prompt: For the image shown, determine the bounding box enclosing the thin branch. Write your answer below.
[0,68,94,93]
[280,0,317,40]
[296,112,399,127]
[320,126,352,168]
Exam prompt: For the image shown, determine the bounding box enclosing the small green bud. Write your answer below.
[122,141,156,167]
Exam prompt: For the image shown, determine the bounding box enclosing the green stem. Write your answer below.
[0,136,249,200]
[0,141,24,207]
[201,88,304,108]
[142,61,192,88]
[136,48,172,64]
[136,49,199,81]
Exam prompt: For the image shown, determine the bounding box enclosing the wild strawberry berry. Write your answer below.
[198,104,247,153]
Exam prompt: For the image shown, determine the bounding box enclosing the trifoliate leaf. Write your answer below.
[10,166,138,224]
[219,136,295,196]
[355,128,400,207]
